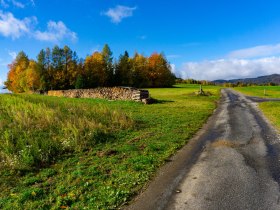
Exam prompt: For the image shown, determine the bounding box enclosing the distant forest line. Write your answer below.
[5,44,176,93]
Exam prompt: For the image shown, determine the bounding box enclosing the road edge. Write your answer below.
[124,90,225,210]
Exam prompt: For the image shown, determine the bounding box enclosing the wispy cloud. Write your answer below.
[11,0,24,8]
[103,5,136,24]
[0,0,9,8]
[0,11,77,42]
[8,51,16,59]
[90,45,100,53]
[176,57,280,81]
[0,0,31,8]
[0,58,5,66]
[29,0,35,6]
[167,54,181,59]
[228,43,280,59]
[34,21,77,42]
[137,35,147,40]
[182,42,201,47]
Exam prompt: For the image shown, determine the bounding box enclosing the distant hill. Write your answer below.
[213,74,280,85]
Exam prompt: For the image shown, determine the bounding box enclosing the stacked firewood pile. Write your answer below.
[47,87,150,103]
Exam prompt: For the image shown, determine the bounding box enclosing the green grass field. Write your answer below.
[234,86,280,98]
[0,84,220,209]
[234,86,280,131]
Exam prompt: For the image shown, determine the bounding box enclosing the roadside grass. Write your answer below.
[258,102,280,131]
[0,84,220,209]
[234,86,280,98]
[234,86,280,131]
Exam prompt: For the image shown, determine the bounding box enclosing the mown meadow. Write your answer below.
[234,86,280,131]
[0,84,220,209]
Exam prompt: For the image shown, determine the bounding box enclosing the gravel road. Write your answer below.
[127,88,280,210]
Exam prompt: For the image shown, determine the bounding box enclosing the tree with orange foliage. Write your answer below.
[5,51,29,93]
[147,53,175,87]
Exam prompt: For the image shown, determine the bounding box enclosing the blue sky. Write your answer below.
[1,0,280,85]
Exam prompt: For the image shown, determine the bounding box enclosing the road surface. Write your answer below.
[127,88,280,210]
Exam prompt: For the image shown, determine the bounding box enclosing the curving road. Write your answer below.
[127,88,280,210]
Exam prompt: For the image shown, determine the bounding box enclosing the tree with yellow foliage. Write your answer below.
[131,53,149,87]
[26,60,41,91]
[84,52,107,87]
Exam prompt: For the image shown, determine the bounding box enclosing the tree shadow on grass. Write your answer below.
[149,98,174,104]
[153,99,175,104]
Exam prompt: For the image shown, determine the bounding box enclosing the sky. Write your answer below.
[1,0,280,86]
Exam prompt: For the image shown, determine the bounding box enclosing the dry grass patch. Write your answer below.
[211,140,240,148]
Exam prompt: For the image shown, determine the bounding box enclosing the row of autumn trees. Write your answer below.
[5,44,176,93]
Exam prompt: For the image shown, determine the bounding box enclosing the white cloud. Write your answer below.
[103,5,136,24]
[0,10,36,39]
[8,51,16,59]
[170,64,176,74]
[228,43,280,59]
[34,21,77,42]
[0,11,77,42]
[0,59,6,86]
[177,57,280,81]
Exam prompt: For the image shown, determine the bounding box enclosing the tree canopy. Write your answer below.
[5,45,176,93]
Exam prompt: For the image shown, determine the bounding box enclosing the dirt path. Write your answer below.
[127,89,280,210]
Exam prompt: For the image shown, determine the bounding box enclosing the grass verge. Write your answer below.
[0,84,220,209]
[234,86,280,98]
[234,86,280,131]
[259,102,280,131]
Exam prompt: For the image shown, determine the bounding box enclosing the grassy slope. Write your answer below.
[0,84,220,210]
[234,86,280,130]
